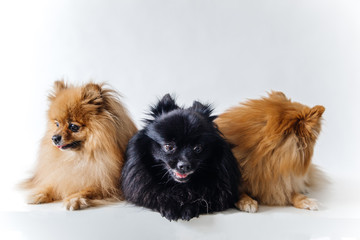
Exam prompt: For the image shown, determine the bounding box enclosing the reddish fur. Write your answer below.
[215,91,325,210]
[21,81,137,210]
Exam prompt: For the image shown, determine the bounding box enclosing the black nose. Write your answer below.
[52,135,62,145]
[176,161,191,173]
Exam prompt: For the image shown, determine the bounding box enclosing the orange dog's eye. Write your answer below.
[55,121,59,127]
[69,123,80,132]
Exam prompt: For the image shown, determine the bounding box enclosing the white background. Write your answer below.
[0,0,359,239]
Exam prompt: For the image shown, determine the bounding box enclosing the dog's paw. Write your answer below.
[28,192,54,204]
[236,195,258,213]
[180,205,200,221]
[294,197,318,211]
[159,207,180,221]
[292,193,319,211]
[64,197,89,211]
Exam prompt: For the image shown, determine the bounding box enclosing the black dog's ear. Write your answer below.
[190,101,216,121]
[147,94,179,121]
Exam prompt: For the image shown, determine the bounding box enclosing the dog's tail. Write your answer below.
[18,177,36,190]
[307,164,330,191]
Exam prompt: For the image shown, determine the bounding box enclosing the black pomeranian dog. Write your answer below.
[121,94,240,221]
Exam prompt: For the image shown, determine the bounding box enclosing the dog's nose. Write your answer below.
[177,161,191,173]
[52,135,62,145]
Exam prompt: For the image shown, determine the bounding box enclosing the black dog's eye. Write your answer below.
[55,121,59,127]
[193,144,203,153]
[69,123,80,132]
[163,143,176,153]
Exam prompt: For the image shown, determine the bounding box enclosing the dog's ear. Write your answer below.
[48,80,68,101]
[81,83,103,105]
[149,94,179,119]
[294,105,325,137]
[268,90,286,98]
[267,91,290,102]
[190,101,216,121]
[297,105,325,123]
[307,105,325,119]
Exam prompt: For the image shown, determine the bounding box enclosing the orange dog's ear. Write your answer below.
[48,80,67,101]
[81,83,103,105]
[308,105,325,119]
[268,91,287,99]
[295,105,325,137]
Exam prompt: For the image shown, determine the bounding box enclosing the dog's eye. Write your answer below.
[69,123,80,132]
[55,121,59,127]
[193,144,203,153]
[163,144,176,153]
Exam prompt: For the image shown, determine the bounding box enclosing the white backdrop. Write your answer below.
[0,0,359,228]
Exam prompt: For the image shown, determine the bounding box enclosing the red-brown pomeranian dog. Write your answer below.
[21,80,137,210]
[215,91,326,212]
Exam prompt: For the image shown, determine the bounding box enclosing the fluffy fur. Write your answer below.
[121,94,240,221]
[21,80,137,210]
[215,91,326,212]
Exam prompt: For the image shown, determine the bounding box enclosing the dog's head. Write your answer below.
[266,91,325,142]
[265,91,325,174]
[145,94,218,183]
[47,80,104,151]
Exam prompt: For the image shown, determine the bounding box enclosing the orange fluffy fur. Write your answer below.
[21,81,137,210]
[215,91,326,212]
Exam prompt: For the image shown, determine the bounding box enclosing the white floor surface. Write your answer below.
[1,173,359,240]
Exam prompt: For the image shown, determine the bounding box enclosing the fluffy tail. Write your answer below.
[18,177,35,190]
[307,164,330,191]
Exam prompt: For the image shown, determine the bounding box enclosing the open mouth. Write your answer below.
[171,170,194,183]
[56,141,81,150]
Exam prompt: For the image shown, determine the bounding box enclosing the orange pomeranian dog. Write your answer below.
[21,80,137,210]
[215,91,326,212]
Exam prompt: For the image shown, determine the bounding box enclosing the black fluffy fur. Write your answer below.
[121,94,240,221]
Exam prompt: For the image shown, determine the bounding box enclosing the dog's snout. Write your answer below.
[52,135,62,145]
[177,161,191,173]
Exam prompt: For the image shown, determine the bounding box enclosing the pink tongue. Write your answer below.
[175,172,188,178]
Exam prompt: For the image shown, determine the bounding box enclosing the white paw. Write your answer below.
[300,198,318,211]
[64,197,89,211]
[236,197,259,213]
